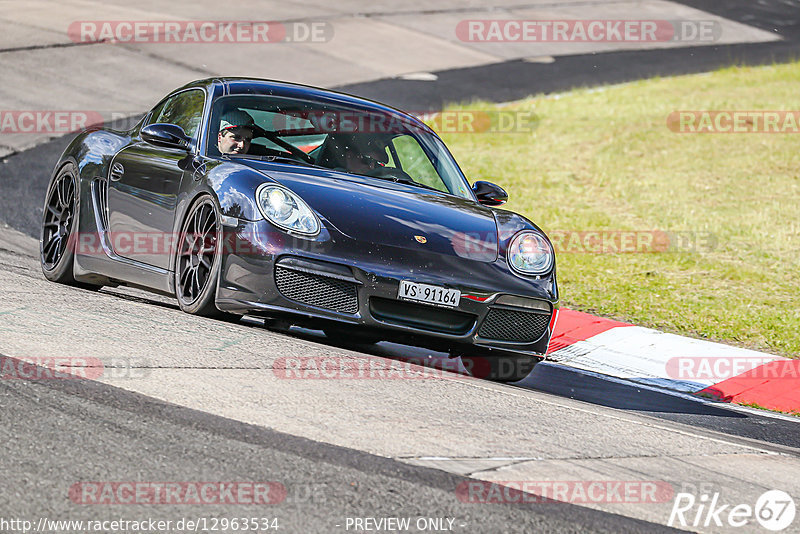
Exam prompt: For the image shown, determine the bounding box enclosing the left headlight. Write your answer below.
[507,231,554,275]
[256,184,320,236]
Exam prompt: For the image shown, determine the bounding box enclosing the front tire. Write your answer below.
[175,195,223,316]
[461,354,539,383]
[323,326,382,345]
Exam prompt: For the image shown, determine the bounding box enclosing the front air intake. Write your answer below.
[274,264,358,314]
[478,308,550,343]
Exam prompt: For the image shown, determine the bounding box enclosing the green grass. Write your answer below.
[740,402,800,418]
[435,62,800,358]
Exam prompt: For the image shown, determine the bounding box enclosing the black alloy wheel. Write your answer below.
[175,196,223,316]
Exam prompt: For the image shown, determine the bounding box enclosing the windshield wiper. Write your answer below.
[368,173,445,193]
[259,155,324,168]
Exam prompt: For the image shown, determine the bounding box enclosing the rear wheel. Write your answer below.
[175,195,223,316]
[41,164,81,284]
[460,353,539,383]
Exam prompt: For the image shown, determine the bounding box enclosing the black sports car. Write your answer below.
[41,78,559,382]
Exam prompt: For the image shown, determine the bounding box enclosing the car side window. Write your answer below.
[150,89,205,140]
[388,135,448,193]
[146,100,167,126]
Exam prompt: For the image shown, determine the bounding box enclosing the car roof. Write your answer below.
[172,77,434,135]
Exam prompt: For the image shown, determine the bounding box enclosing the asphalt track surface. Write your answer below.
[2,362,672,533]
[2,1,800,532]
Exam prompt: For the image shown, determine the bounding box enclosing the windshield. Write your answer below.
[207,94,474,200]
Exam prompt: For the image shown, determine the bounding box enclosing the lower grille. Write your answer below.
[275,265,358,313]
[478,308,550,343]
[369,297,475,335]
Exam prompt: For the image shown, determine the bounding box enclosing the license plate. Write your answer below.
[398,281,461,308]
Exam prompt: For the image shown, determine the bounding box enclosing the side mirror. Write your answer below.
[141,123,190,150]
[472,181,508,206]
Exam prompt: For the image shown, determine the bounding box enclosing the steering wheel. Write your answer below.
[252,126,315,164]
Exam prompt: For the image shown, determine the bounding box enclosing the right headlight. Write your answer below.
[256,184,320,236]
[507,231,554,276]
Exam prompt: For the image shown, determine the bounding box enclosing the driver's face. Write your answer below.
[218,128,252,154]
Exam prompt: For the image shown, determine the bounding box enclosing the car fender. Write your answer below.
[165,160,275,277]
[50,130,130,281]
[493,209,553,254]
[493,208,559,303]
[202,160,275,222]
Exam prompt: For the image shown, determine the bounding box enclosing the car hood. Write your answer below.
[244,163,499,261]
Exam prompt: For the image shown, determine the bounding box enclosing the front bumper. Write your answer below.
[215,220,558,357]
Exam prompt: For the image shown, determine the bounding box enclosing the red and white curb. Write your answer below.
[547,309,800,413]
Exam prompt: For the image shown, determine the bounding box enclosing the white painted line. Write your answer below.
[397,72,439,81]
[523,56,555,64]
[549,326,786,393]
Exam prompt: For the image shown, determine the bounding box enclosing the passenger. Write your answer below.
[344,136,389,174]
[320,134,388,175]
[217,109,255,155]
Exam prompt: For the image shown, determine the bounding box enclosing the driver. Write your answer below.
[217,109,255,155]
[341,134,389,174]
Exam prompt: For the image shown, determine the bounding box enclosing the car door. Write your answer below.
[107,89,205,269]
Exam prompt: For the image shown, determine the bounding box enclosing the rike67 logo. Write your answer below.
[669,489,796,531]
